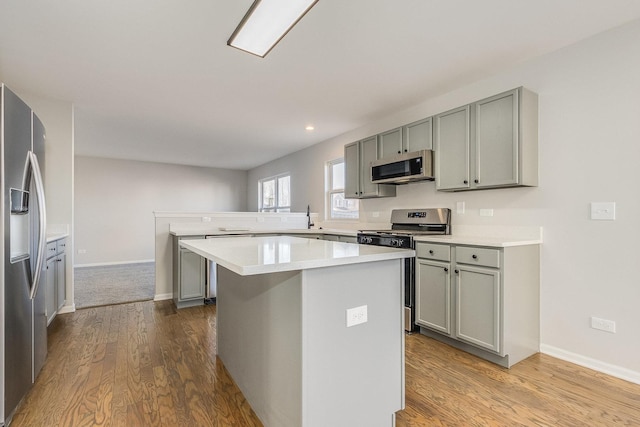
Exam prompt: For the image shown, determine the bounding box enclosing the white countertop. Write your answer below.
[413,234,542,247]
[46,232,69,243]
[180,236,414,276]
[171,227,357,237]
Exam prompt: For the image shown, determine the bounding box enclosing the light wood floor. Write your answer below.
[11,300,640,426]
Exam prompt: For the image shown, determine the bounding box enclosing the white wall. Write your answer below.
[75,156,248,265]
[248,20,640,379]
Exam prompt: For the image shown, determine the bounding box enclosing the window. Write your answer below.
[259,174,291,212]
[326,158,359,219]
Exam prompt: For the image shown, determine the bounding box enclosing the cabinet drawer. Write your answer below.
[46,242,57,259]
[56,238,67,253]
[455,246,500,268]
[416,243,450,261]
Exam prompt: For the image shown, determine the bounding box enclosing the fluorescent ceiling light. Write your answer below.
[228,0,318,58]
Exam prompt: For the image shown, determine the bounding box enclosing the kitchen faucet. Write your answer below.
[307,205,314,229]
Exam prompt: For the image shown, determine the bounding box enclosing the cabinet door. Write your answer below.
[416,259,451,335]
[322,234,340,242]
[45,257,56,324]
[180,248,205,300]
[475,89,519,187]
[435,106,470,191]
[379,127,403,159]
[344,141,360,198]
[455,265,501,353]
[359,136,379,197]
[56,252,66,311]
[404,117,432,153]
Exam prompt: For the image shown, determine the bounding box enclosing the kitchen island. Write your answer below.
[180,236,414,427]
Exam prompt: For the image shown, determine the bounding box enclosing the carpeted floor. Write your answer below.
[74,262,155,309]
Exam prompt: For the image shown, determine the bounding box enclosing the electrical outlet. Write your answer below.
[202,216,211,222]
[346,305,368,327]
[456,202,465,214]
[77,249,87,254]
[591,316,616,333]
[590,202,616,220]
[479,209,494,217]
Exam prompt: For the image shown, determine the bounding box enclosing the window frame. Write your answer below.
[258,173,291,212]
[326,158,359,220]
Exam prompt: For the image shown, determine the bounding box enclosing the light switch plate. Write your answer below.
[590,202,616,220]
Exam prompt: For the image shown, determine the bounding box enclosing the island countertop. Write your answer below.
[180,235,414,276]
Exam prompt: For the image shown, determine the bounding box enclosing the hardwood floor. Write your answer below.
[12,301,261,427]
[396,333,640,426]
[11,300,640,426]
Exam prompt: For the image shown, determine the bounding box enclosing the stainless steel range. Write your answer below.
[357,208,451,332]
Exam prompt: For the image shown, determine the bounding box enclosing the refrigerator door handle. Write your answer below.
[26,151,47,300]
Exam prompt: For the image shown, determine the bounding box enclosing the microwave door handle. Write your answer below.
[26,151,47,300]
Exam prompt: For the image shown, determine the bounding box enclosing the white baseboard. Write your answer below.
[74,259,155,268]
[58,303,76,314]
[154,293,173,301]
[540,344,640,385]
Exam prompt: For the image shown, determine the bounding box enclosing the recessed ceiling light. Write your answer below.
[228,0,319,58]
[305,125,315,131]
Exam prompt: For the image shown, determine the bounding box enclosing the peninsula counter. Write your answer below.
[180,236,414,427]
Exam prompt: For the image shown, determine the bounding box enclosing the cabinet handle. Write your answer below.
[429,250,434,254]
[454,269,459,274]
[444,267,449,272]
[404,149,408,152]
[474,179,479,184]
[463,180,468,184]
[397,150,401,154]
[472,254,478,259]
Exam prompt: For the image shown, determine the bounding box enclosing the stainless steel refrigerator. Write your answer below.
[0,84,48,425]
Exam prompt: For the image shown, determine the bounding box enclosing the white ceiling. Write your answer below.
[2,1,640,170]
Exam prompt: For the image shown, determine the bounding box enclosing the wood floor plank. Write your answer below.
[10,300,640,426]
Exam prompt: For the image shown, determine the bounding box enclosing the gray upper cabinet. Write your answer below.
[378,118,433,161]
[403,117,433,153]
[435,87,538,192]
[378,127,403,159]
[344,136,396,199]
[434,105,471,190]
[344,141,360,198]
[475,90,519,188]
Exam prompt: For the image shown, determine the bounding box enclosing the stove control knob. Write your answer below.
[391,239,403,247]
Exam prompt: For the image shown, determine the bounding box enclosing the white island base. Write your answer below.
[180,237,409,427]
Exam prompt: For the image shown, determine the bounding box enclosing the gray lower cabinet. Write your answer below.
[45,238,67,325]
[56,251,67,311]
[434,87,538,191]
[321,234,357,243]
[45,256,56,325]
[173,236,206,309]
[416,258,451,335]
[415,241,539,368]
[287,233,321,240]
[455,264,500,352]
[345,136,396,199]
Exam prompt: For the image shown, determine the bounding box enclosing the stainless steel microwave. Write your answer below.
[370,150,434,184]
